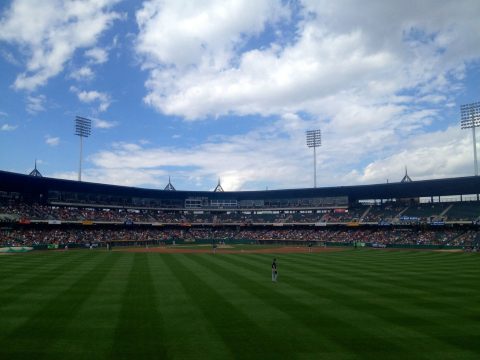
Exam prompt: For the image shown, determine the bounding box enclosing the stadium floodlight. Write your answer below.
[461,101,480,176]
[75,116,92,181]
[306,129,321,188]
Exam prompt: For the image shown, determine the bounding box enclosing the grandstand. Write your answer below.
[1,169,480,250]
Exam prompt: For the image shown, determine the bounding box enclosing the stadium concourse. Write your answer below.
[0,169,480,251]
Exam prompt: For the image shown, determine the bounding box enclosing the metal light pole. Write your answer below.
[306,129,321,188]
[75,116,92,181]
[461,102,480,176]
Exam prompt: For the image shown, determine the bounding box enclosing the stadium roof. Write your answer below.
[0,170,479,203]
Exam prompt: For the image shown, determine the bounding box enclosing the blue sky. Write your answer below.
[1,0,480,191]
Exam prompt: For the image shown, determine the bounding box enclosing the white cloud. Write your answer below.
[70,66,94,81]
[79,90,111,112]
[52,168,166,188]
[0,0,121,91]
[80,124,305,190]
[26,94,46,114]
[121,0,480,190]
[1,123,17,131]
[136,0,480,128]
[65,117,382,190]
[3,1,478,191]
[136,0,289,70]
[346,126,474,183]
[0,48,21,66]
[93,118,117,128]
[45,135,60,146]
[70,86,112,112]
[69,46,113,83]
[61,105,473,190]
[80,128,473,191]
[85,47,109,64]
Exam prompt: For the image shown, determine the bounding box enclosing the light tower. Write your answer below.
[461,102,480,176]
[306,129,321,188]
[75,116,92,181]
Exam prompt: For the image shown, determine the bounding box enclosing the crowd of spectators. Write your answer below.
[1,227,477,248]
[1,200,479,250]
[4,202,472,225]
[0,203,359,224]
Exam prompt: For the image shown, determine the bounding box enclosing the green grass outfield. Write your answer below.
[0,248,479,359]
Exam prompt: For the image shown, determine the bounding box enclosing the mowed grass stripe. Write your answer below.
[163,253,294,360]
[44,252,132,360]
[284,252,471,298]
[286,249,465,271]
[150,254,233,359]
[286,251,480,303]
[0,252,120,359]
[181,253,346,358]
[111,253,168,360]
[0,252,69,280]
[213,254,418,358]
[0,249,478,359]
[316,253,480,356]
[188,253,356,358]
[242,252,480,358]
[286,253,480,357]
[286,254,477,330]
[285,251,480,321]
[0,251,93,305]
[282,251,480,321]
[0,252,96,338]
[221,253,456,359]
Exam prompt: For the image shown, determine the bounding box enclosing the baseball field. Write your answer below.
[0,246,479,359]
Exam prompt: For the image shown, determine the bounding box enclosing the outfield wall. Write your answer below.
[29,238,464,251]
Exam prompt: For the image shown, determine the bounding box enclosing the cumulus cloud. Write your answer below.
[136,0,289,69]
[70,66,94,81]
[69,45,113,82]
[45,135,60,146]
[137,1,480,122]
[73,114,473,190]
[133,0,479,147]
[52,168,166,188]
[85,47,109,64]
[0,48,21,66]
[3,1,478,190]
[26,94,46,114]
[84,131,458,187]
[0,0,121,91]
[1,123,17,131]
[79,121,305,190]
[70,86,112,112]
[41,100,473,190]
[92,117,118,129]
[108,0,479,189]
[344,127,475,186]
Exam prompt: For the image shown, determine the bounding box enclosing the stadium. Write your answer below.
[1,168,480,250]
[1,1,480,359]
[1,169,480,359]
